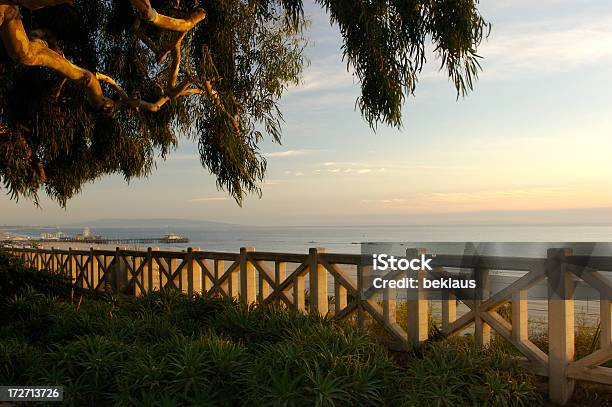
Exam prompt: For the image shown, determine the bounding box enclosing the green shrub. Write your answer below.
[247,323,396,406]
[395,339,542,407]
[51,335,126,404]
[0,338,43,385]
[0,254,70,298]
[0,256,543,406]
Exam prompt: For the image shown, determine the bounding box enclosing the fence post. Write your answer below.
[113,247,120,293]
[240,247,255,304]
[113,247,128,293]
[309,247,328,315]
[229,260,239,299]
[190,247,203,295]
[334,277,347,315]
[103,252,112,293]
[45,247,51,271]
[406,248,428,344]
[166,257,174,290]
[38,247,44,271]
[89,247,96,291]
[439,265,457,334]
[145,247,153,292]
[359,252,374,328]
[68,248,76,301]
[357,263,365,329]
[547,248,575,405]
[512,289,528,343]
[474,266,491,347]
[41,247,47,271]
[50,247,55,273]
[186,248,194,296]
[383,282,396,326]
[294,268,306,312]
[602,298,612,348]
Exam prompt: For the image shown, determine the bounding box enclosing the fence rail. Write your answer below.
[1,245,611,404]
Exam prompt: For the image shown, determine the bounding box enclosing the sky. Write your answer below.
[2,0,612,226]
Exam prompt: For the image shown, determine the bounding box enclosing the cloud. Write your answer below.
[415,187,570,204]
[333,168,375,174]
[290,55,356,94]
[288,5,612,101]
[411,12,612,84]
[361,187,572,209]
[265,149,321,158]
[317,160,473,175]
[263,179,285,186]
[478,15,612,78]
[187,197,228,203]
[280,53,360,111]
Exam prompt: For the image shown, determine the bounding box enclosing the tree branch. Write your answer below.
[169,32,186,88]
[204,80,240,133]
[1,5,113,111]
[0,0,236,125]
[129,0,205,32]
[97,72,203,112]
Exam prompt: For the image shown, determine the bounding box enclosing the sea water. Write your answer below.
[6,224,612,253]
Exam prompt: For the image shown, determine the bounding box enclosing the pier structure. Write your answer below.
[0,236,189,245]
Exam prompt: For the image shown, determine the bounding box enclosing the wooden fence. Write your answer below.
[1,245,611,404]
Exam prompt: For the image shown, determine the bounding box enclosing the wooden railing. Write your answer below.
[1,245,611,404]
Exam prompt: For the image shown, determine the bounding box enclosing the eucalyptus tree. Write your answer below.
[0,0,488,205]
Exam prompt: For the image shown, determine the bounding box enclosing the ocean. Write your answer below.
[5,224,612,253]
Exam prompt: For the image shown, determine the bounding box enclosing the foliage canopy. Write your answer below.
[0,0,489,206]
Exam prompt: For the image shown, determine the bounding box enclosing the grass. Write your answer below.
[0,254,543,406]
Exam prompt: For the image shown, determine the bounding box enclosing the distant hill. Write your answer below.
[62,218,235,229]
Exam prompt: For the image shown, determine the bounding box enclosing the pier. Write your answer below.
[0,233,189,246]
[41,237,188,244]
